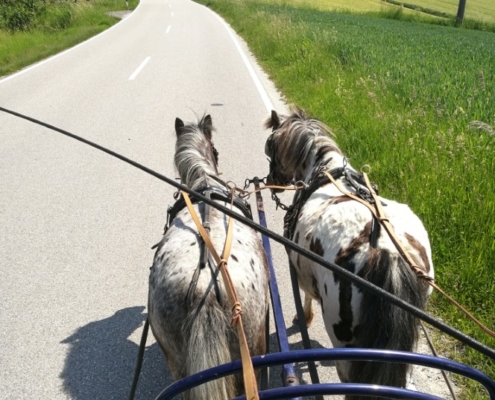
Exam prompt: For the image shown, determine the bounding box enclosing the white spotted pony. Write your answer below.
[148,115,269,399]
[264,107,434,399]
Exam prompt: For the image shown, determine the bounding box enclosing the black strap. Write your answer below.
[167,186,252,227]
[200,191,213,269]
[128,317,150,400]
[284,167,381,244]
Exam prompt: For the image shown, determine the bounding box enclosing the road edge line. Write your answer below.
[205,6,274,113]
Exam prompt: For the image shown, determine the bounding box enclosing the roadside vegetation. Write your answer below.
[0,0,138,78]
[196,0,495,397]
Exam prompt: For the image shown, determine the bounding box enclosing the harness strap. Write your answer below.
[168,186,253,225]
[182,191,259,400]
[185,191,224,307]
[200,191,213,269]
[324,170,495,338]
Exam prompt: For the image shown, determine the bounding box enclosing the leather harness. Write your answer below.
[167,185,253,230]
[283,165,382,247]
[161,183,253,308]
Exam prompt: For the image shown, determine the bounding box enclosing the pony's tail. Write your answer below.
[183,299,236,400]
[347,250,428,400]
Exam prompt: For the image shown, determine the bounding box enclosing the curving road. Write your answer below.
[0,0,452,399]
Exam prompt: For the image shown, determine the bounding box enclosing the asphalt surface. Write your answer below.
[0,0,455,399]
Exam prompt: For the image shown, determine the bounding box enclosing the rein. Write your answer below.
[323,169,495,339]
[182,189,260,400]
[267,156,495,339]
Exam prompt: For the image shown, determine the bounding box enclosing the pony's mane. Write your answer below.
[271,108,342,173]
[175,115,218,190]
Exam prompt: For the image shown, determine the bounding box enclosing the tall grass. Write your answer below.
[198,0,495,396]
[0,0,138,78]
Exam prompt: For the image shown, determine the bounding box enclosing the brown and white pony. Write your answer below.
[148,115,269,399]
[264,108,434,399]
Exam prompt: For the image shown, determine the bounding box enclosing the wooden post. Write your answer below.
[456,0,467,26]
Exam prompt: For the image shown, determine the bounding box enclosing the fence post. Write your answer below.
[456,0,467,26]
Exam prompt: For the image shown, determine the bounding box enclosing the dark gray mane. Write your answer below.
[174,115,218,190]
[267,108,342,177]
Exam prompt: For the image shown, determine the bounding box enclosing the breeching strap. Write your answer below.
[182,191,260,400]
[323,170,495,339]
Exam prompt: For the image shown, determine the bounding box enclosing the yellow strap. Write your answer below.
[181,191,260,399]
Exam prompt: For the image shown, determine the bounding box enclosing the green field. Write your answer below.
[197,0,495,397]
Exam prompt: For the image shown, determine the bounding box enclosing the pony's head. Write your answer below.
[174,114,219,189]
[264,110,292,192]
[264,107,339,191]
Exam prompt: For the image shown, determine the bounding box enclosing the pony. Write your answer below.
[148,114,269,399]
[264,107,434,399]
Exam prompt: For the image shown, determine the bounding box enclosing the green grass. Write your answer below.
[196,0,495,396]
[0,0,138,78]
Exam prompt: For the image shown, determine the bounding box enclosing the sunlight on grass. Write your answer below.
[256,0,421,15]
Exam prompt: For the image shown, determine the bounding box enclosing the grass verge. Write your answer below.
[197,0,495,397]
[0,0,138,78]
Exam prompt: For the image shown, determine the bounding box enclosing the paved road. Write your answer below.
[0,0,453,399]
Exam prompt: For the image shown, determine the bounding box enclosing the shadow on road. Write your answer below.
[60,306,174,400]
[60,306,337,399]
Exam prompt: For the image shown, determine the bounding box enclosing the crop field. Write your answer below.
[197,0,495,397]
[257,0,403,13]
[254,0,495,23]
[396,0,495,22]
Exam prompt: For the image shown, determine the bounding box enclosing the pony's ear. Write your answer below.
[203,114,213,138]
[175,118,185,136]
[264,110,280,131]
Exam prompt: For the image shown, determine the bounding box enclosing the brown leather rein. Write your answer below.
[321,169,495,339]
[182,189,259,400]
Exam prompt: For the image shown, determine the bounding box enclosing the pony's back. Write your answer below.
[148,115,269,399]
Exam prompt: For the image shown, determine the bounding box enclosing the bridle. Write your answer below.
[265,131,381,242]
[205,135,220,175]
[265,133,291,187]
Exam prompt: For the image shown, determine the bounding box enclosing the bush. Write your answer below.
[0,0,46,32]
[43,4,73,31]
